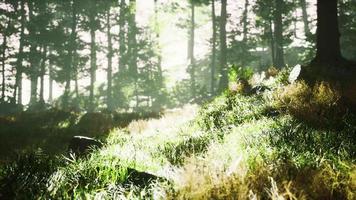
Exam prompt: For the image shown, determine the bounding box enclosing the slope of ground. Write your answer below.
[0,76,355,199]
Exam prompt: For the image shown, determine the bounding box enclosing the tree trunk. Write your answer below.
[314,0,341,65]
[28,1,38,105]
[154,0,163,86]
[242,0,249,41]
[106,7,113,110]
[89,14,96,112]
[13,0,26,105]
[218,0,228,93]
[273,0,285,68]
[48,51,53,102]
[188,3,196,97]
[39,45,47,104]
[211,0,216,95]
[300,0,311,37]
[118,0,127,73]
[63,0,78,109]
[269,18,276,68]
[1,26,7,101]
[128,0,139,109]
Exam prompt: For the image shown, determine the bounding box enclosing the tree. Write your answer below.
[301,0,356,105]
[106,1,114,111]
[273,0,285,68]
[218,0,228,93]
[210,0,217,95]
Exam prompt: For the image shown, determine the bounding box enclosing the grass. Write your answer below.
[0,77,355,199]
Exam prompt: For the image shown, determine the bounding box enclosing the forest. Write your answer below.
[0,0,355,199]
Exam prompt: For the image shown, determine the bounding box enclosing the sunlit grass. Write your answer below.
[1,82,355,199]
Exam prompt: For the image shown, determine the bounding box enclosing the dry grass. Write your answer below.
[274,81,345,127]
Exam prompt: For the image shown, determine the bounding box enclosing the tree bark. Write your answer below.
[48,51,53,102]
[106,7,113,110]
[218,0,228,93]
[118,0,127,73]
[211,0,216,95]
[63,0,78,109]
[39,45,47,104]
[89,12,96,112]
[314,0,341,65]
[154,0,163,86]
[273,0,285,68]
[28,1,38,105]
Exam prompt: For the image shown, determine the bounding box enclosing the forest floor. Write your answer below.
[0,72,355,199]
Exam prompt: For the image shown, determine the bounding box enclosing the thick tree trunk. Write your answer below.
[314,0,341,65]
[211,0,216,95]
[218,0,228,93]
[300,0,311,37]
[273,0,285,68]
[106,7,113,110]
[301,0,356,108]
[188,3,196,97]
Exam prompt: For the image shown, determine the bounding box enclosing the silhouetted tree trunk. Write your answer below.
[211,0,216,95]
[128,0,139,109]
[188,3,196,97]
[89,11,97,112]
[13,0,26,105]
[39,45,47,104]
[119,0,127,72]
[242,0,249,41]
[273,0,285,68]
[241,0,249,67]
[63,0,78,109]
[28,2,38,105]
[218,0,228,93]
[300,0,311,37]
[301,0,356,107]
[314,0,341,65]
[106,7,113,110]
[154,0,163,85]
[269,18,276,67]
[48,51,53,102]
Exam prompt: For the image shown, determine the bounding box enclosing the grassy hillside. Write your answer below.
[0,76,355,199]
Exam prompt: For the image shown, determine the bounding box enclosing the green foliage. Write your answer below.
[0,150,62,199]
[196,92,265,131]
[228,65,254,83]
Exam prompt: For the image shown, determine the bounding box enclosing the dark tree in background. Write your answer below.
[301,0,356,107]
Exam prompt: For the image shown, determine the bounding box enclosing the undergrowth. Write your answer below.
[0,79,355,199]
